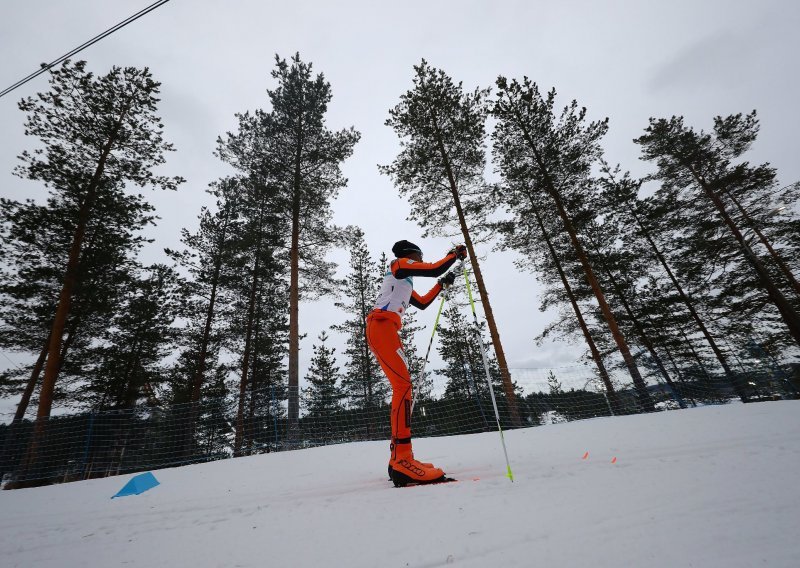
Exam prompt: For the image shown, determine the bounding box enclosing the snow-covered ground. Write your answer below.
[1,401,799,568]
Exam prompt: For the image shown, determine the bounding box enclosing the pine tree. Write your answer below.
[547,370,563,395]
[78,264,184,409]
[438,303,486,403]
[218,54,360,437]
[334,229,387,410]
[491,181,617,404]
[381,60,522,425]
[436,293,521,429]
[164,178,246,455]
[242,272,289,454]
[492,78,654,412]
[6,61,183,488]
[192,366,232,459]
[544,371,569,424]
[224,179,288,456]
[596,164,747,401]
[579,213,686,407]
[0,185,150,418]
[635,112,800,348]
[302,331,345,416]
[13,60,183,425]
[166,177,242,407]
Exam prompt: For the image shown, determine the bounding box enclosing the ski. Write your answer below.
[392,476,457,488]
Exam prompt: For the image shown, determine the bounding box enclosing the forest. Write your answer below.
[1,55,798,487]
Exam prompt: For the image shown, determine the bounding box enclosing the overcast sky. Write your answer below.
[1,0,799,414]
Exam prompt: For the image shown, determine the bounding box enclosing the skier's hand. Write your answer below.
[448,244,467,260]
[438,271,457,289]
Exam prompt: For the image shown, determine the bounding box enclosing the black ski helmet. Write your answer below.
[392,240,422,258]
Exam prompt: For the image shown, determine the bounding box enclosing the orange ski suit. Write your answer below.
[365,253,458,457]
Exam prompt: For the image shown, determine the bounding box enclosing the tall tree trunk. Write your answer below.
[235,202,265,457]
[36,104,129,422]
[0,332,51,483]
[37,189,93,418]
[288,195,301,438]
[141,381,159,406]
[190,227,228,403]
[687,165,800,347]
[234,252,260,457]
[54,323,78,381]
[584,234,685,408]
[12,332,51,423]
[121,352,143,408]
[120,326,147,409]
[236,188,270,455]
[117,316,148,409]
[430,116,522,427]
[10,320,80,487]
[247,302,263,455]
[509,111,653,411]
[530,206,620,410]
[185,216,229,457]
[287,113,304,439]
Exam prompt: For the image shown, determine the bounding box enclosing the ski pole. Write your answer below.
[463,265,514,482]
[410,291,446,417]
[410,260,462,417]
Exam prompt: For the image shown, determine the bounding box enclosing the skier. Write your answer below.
[366,239,467,485]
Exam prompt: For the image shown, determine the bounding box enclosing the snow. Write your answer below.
[1,401,799,568]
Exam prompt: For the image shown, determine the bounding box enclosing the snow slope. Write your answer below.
[1,401,799,568]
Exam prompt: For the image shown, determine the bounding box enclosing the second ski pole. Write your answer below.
[463,265,514,482]
[410,261,462,417]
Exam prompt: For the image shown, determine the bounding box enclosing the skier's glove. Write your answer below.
[448,244,467,260]
[438,271,457,289]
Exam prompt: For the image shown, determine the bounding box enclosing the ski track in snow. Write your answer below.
[1,401,799,567]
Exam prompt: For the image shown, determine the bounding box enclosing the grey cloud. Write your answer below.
[647,30,754,94]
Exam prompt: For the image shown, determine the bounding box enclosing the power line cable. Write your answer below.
[0,0,172,100]
[0,350,28,374]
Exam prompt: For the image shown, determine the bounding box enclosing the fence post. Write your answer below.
[271,385,278,448]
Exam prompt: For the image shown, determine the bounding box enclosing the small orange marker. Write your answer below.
[582,452,589,460]
[611,457,617,464]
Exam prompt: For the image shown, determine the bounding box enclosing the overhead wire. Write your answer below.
[0,350,27,373]
[0,0,172,100]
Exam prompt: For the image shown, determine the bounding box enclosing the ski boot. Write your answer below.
[389,439,446,487]
[387,439,433,480]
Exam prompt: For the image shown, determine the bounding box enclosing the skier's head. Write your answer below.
[392,240,423,261]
